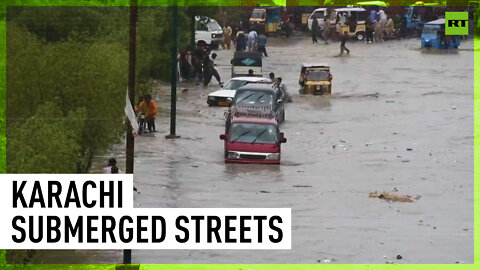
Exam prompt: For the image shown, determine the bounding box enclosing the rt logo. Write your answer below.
[445,12,468,35]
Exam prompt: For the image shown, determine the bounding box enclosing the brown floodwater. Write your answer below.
[89,35,475,264]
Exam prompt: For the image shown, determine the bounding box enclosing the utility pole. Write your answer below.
[124,0,137,264]
[166,2,181,139]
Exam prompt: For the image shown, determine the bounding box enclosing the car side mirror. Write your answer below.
[227,98,233,106]
[220,134,226,140]
[277,99,283,104]
[279,132,287,143]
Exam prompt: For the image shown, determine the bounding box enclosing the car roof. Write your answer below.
[335,7,366,12]
[231,116,278,125]
[302,63,330,68]
[236,83,277,92]
[229,77,271,82]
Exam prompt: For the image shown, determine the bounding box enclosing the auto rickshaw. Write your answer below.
[335,7,367,41]
[421,19,460,49]
[249,7,282,35]
[231,51,263,77]
[298,63,333,95]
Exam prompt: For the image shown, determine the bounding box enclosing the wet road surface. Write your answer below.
[94,35,475,264]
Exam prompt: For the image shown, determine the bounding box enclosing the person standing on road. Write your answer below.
[378,9,387,28]
[178,48,192,81]
[236,31,247,51]
[311,15,319,43]
[339,31,350,56]
[366,18,374,44]
[202,54,222,87]
[374,20,383,42]
[222,24,232,49]
[385,17,394,38]
[247,29,258,51]
[135,94,158,133]
[370,9,378,23]
[209,53,223,86]
[192,42,207,81]
[257,33,268,57]
[322,18,330,44]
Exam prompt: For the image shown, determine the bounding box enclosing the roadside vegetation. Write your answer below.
[5,6,207,173]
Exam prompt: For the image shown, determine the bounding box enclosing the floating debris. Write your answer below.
[369,191,421,202]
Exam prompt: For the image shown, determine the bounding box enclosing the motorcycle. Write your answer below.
[137,113,147,135]
[279,21,292,37]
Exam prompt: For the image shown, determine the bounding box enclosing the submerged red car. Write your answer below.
[220,116,287,164]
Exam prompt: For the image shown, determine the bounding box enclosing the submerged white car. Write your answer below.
[207,77,271,107]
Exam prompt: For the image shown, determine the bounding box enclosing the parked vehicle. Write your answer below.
[298,63,333,95]
[421,19,460,49]
[307,8,337,31]
[249,7,282,35]
[195,16,223,49]
[220,115,286,164]
[335,7,367,41]
[231,51,263,77]
[207,77,271,107]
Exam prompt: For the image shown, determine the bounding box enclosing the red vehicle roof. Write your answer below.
[231,116,278,126]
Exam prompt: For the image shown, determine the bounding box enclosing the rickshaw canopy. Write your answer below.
[232,52,263,67]
[355,1,389,6]
[425,18,445,26]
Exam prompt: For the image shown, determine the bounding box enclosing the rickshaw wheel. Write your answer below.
[356,31,365,41]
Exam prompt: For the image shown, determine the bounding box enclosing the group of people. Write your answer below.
[135,93,158,134]
[310,15,331,44]
[234,29,268,57]
[179,43,222,87]
[366,9,395,43]
[310,14,350,56]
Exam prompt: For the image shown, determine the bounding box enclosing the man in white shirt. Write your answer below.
[247,30,258,51]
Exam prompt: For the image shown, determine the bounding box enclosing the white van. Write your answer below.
[307,8,337,31]
[195,16,223,49]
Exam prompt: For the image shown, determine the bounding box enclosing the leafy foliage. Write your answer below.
[6,6,221,173]
[6,16,127,173]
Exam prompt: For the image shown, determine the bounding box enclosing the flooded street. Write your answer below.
[98,35,474,264]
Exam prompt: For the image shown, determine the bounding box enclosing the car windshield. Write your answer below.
[252,10,265,19]
[224,80,248,90]
[230,123,278,144]
[423,26,439,35]
[207,20,222,31]
[306,70,329,81]
[235,90,273,105]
